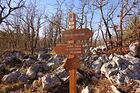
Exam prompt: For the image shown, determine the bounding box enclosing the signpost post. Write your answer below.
[68,12,77,93]
[53,12,93,93]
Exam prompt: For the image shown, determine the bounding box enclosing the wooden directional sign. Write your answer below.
[67,44,83,55]
[53,44,67,55]
[68,12,76,30]
[53,44,83,55]
[63,56,80,71]
[54,12,94,93]
[62,28,93,41]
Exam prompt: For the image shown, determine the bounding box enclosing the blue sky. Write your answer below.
[36,0,120,24]
[34,0,121,37]
[36,0,80,16]
[0,0,138,38]
[0,0,121,32]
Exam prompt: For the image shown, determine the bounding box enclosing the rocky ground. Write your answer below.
[0,41,140,93]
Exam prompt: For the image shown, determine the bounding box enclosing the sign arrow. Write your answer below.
[62,28,93,40]
[53,44,83,55]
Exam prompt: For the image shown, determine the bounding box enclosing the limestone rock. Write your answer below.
[101,54,140,85]
[42,74,61,90]
[18,74,28,83]
[81,86,90,93]
[110,85,121,93]
[2,70,21,83]
[0,64,5,74]
[38,53,52,61]
[55,66,69,82]
[92,55,109,73]
[26,67,37,79]
[129,41,140,58]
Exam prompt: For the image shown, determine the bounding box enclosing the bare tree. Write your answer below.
[76,0,89,29]
[44,0,65,47]
[99,20,108,48]
[46,12,63,47]
[94,0,119,49]
[0,0,25,24]
[42,26,48,48]
[20,1,46,54]
[119,0,139,46]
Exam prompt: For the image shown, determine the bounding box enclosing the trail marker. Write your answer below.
[53,12,93,93]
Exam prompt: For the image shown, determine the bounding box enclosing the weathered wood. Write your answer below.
[68,12,76,30]
[53,44,68,55]
[53,12,93,93]
[62,28,93,41]
[68,12,77,93]
[64,56,80,71]
[69,69,77,93]
[53,44,83,55]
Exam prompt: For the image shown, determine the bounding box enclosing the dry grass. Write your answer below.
[93,78,113,93]
[0,77,115,93]
[103,47,129,56]
[0,82,24,93]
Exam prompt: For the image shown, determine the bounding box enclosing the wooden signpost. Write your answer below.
[53,12,93,93]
